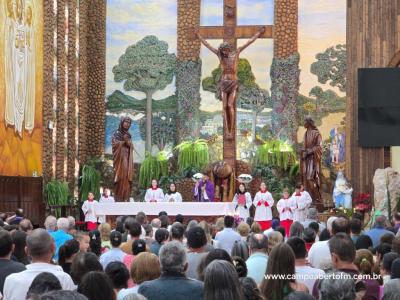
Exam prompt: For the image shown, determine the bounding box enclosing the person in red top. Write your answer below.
[302,227,316,252]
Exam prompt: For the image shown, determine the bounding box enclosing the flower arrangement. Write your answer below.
[353,193,372,212]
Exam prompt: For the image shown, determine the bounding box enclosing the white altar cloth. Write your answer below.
[94,202,235,216]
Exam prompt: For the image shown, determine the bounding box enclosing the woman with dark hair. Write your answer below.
[261,243,308,300]
[318,228,330,241]
[150,228,169,256]
[355,234,373,250]
[78,271,116,300]
[88,230,102,256]
[70,252,103,286]
[11,230,30,265]
[197,248,233,281]
[58,239,80,274]
[26,272,62,300]
[204,260,245,300]
[289,222,304,238]
[164,183,183,202]
[233,183,252,220]
[115,216,125,234]
[231,240,250,261]
[232,256,248,278]
[239,277,264,300]
[105,261,130,294]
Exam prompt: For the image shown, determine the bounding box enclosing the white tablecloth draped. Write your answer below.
[94,202,235,216]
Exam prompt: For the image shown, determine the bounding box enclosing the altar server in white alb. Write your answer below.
[164,183,183,202]
[232,183,252,220]
[145,179,165,202]
[98,188,115,223]
[296,183,312,209]
[276,188,296,237]
[253,182,274,230]
[292,185,308,222]
[82,192,98,231]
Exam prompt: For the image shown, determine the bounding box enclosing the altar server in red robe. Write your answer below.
[276,188,296,236]
[232,183,252,220]
[253,182,274,230]
[82,192,98,231]
[145,179,165,203]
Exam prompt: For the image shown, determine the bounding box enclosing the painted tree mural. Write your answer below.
[112,36,176,151]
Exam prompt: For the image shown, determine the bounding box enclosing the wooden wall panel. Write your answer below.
[346,0,400,194]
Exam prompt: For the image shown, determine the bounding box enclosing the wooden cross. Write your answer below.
[198,0,273,170]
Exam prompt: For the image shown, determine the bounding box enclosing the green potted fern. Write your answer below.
[44,180,70,218]
[174,139,210,173]
[139,151,169,189]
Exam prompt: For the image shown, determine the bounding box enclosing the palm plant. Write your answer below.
[44,180,69,218]
[255,139,297,170]
[80,165,101,201]
[139,151,169,188]
[174,139,209,172]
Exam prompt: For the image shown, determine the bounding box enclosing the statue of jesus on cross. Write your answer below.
[196,26,265,139]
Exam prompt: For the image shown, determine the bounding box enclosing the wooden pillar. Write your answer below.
[176,0,202,140]
[346,0,400,194]
[271,0,299,143]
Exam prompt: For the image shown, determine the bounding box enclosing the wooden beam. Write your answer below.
[198,25,273,39]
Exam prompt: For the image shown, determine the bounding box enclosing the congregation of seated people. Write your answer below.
[1,208,400,300]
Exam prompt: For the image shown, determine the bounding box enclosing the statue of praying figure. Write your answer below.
[300,117,324,212]
[112,117,134,202]
[196,27,265,139]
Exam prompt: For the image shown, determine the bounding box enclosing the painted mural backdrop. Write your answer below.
[0,0,43,176]
[105,0,346,179]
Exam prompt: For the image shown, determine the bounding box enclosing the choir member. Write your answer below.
[98,188,115,224]
[193,174,215,202]
[145,179,165,203]
[276,188,296,237]
[232,183,252,220]
[82,192,98,231]
[253,182,274,230]
[164,183,183,202]
[292,186,308,222]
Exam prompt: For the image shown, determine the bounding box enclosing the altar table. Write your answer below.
[95,202,235,216]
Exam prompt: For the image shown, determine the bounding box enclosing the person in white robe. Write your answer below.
[164,183,183,202]
[144,179,164,203]
[98,188,115,223]
[292,186,308,222]
[253,182,274,231]
[82,192,99,231]
[296,184,313,209]
[232,183,252,220]
[277,189,296,237]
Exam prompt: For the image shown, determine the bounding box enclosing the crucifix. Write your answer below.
[196,0,273,176]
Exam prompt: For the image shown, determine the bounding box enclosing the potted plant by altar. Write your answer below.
[44,180,71,218]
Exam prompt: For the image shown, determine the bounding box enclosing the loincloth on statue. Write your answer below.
[217,79,239,100]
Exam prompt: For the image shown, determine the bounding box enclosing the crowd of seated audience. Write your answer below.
[1,209,400,299]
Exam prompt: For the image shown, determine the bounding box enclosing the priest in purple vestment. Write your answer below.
[193,174,215,202]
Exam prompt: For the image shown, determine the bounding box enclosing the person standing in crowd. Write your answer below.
[44,215,57,233]
[277,188,295,237]
[232,183,252,220]
[145,179,165,202]
[70,252,103,286]
[0,231,26,296]
[139,241,203,300]
[301,208,326,232]
[193,174,215,202]
[105,261,130,296]
[98,188,115,224]
[58,239,80,274]
[215,215,241,254]
[99,223,112,250]
[75,231,90,252]
[186,226,208,280]
[261,243,308,299]
[286,237,325,294]
[350,218,362,244]
[354,249,380,299]
[164,183,183,202]
[3,229,75,300]
[11,230,30,265]
[253,182,274,230]
[82,192,99,231]
[150,228,170,256]
[246,233,269,285]
[100,231,126,269]
[204,260,245,300]
[121,220,144,255]
[50,218,73,261]
[292,185,308,223]
[317,272,357,300]
[78,271,116,300]
[364,215,394,248]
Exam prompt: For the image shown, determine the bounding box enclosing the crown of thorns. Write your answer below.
[219,42,233,51]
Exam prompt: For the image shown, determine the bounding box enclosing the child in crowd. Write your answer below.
[253,182,274,230]
[82,192,98,231]
[98,188,115,223]
[144,179,164,203]
[292,185,308,222]
[276,188,295,237]
[232,183,252,220]
[164,183,183,202]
